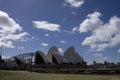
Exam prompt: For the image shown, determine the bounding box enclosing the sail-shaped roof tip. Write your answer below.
[76,52,84,62]
[47,46,67,64]
[35,51,52,64]
[52,54,68,64]
[63,46,84,64]
[14,56,26,65]
[47,46,60,60]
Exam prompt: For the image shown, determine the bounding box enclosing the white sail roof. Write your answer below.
[63,46,84,64]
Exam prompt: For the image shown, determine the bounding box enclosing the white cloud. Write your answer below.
[1,41,15,48]
[54,34,58,37]
[17,46,24,50]
[64,30,71,33]
[118,49,120,53]
[71,11,76,15]
[32,21,61,32]
[65,0,84,8]
[72,12,102,33]
[44,34,49,37]
[31,36,36,39]
[0,10,28,48]
[0,11,22,34]
[58,48,63,53]
[94,53,109,63]
[63,26,79,34]
[41,43,48,47]
[60,40,66,43]
[94,53,102,57]
[2,55,10,59]
[72,26,79,33]
[79,12,120,51]
[1,32,28,40]
[20,36,39,42]
[79,12,103,33]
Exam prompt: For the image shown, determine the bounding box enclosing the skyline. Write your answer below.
[0,0,120,64]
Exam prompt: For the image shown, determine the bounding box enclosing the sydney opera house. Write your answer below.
[0,46,86,70]
[0,46,120,74]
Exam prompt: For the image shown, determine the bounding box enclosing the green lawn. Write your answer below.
[0,70,120,80]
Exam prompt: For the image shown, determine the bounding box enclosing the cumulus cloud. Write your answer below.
[22,36,39,42]
[65,0,84,8]
[17,46,24,50]
[118,49,120,53]
[94,53,109,63]
[54,34,58,37]
[1,41,15,48]
[2,55,10,59]
[79,12,120,51]
[0,10,28,48]
[44,34,50,37]
[58,48,64,53]
[72,26,79,33]
[63,26,79,34]
[0,11,22,34]
[41,43,48,47]
[1,32,28,40]
[79,12,103,33]
[60,40,66,43]
[32,21,61,32]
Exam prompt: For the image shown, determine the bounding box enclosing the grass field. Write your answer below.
[0,70,120,80]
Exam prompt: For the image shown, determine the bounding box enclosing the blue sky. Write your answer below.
[0,0,120,64]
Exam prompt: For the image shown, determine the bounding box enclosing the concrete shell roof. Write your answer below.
[63,46,84,64]
[47,46,61,60]
[35,51,52,64]
[14,56,26,65]
[47,46,68,64]
[76,52,84,62]
[52,54,67,64]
